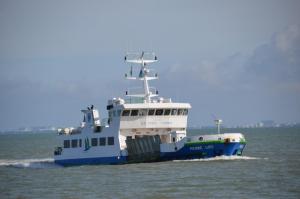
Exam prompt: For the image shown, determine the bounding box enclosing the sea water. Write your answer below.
[0,128,299,199]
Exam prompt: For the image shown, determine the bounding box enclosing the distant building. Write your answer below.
[260,120,275,127]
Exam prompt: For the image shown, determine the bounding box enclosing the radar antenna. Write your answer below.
[124,51,158,103]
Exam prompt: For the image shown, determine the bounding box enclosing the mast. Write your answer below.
[214,119,222,134]
[124,52,158,103]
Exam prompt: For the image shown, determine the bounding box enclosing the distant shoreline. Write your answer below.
[1,126,300,135]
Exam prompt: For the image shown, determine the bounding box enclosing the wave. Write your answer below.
[0,156,266,168]
[0,158,60,169]
[173,155,266,162]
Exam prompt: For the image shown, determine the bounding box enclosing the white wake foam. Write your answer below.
[0,158,59,169]
[173,155,265,162]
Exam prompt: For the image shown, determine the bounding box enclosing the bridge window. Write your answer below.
[108,137,114,145]
[99,137,106,146]
[122,110,130,116]
[64,140,70,148]
[131,109,138,116]
[155,109,164,115]
[91,138,98,146]
[171,109,177,115]
[71,139,78,148]
[183,109,188,115]
[148,109,155,115]
[164,109,171,115]
[178,109,184,115]
[122,108,187,117]
[139,109,148,116]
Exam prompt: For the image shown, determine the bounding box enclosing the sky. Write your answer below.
[0,0,300,129]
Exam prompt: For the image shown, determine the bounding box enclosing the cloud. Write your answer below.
[246,24,300,92]
[165,24,300,93]
[167,61,220,86]
[161,25,300,125]
[275,24,300,56]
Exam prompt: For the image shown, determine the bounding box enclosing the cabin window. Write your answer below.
[155,109,164,115]
[178,109,184,115]
[94,126,102,133]
[64,140,70,148]
[131,109,138,116]
[108,137,114,145]
[106,104,113,110]
[148,109,155,116]
[139,109,148,116]
[122,110,130,116]
[79,139,82,147]
[99,137,106,146]
[171,109,177,115]
[71,139,78,148]
[164,109,171,115]
[91,138,98,146]
[183,109,188,115]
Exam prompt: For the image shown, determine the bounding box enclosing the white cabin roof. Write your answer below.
[122,102,191,109]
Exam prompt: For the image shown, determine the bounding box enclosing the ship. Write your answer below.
[54,52,246,166]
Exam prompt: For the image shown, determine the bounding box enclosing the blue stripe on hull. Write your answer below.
[160,142,246,161]
[55,156,127,166]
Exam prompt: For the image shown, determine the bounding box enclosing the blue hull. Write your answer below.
[55,142,246,166]
[161,142,246,161]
